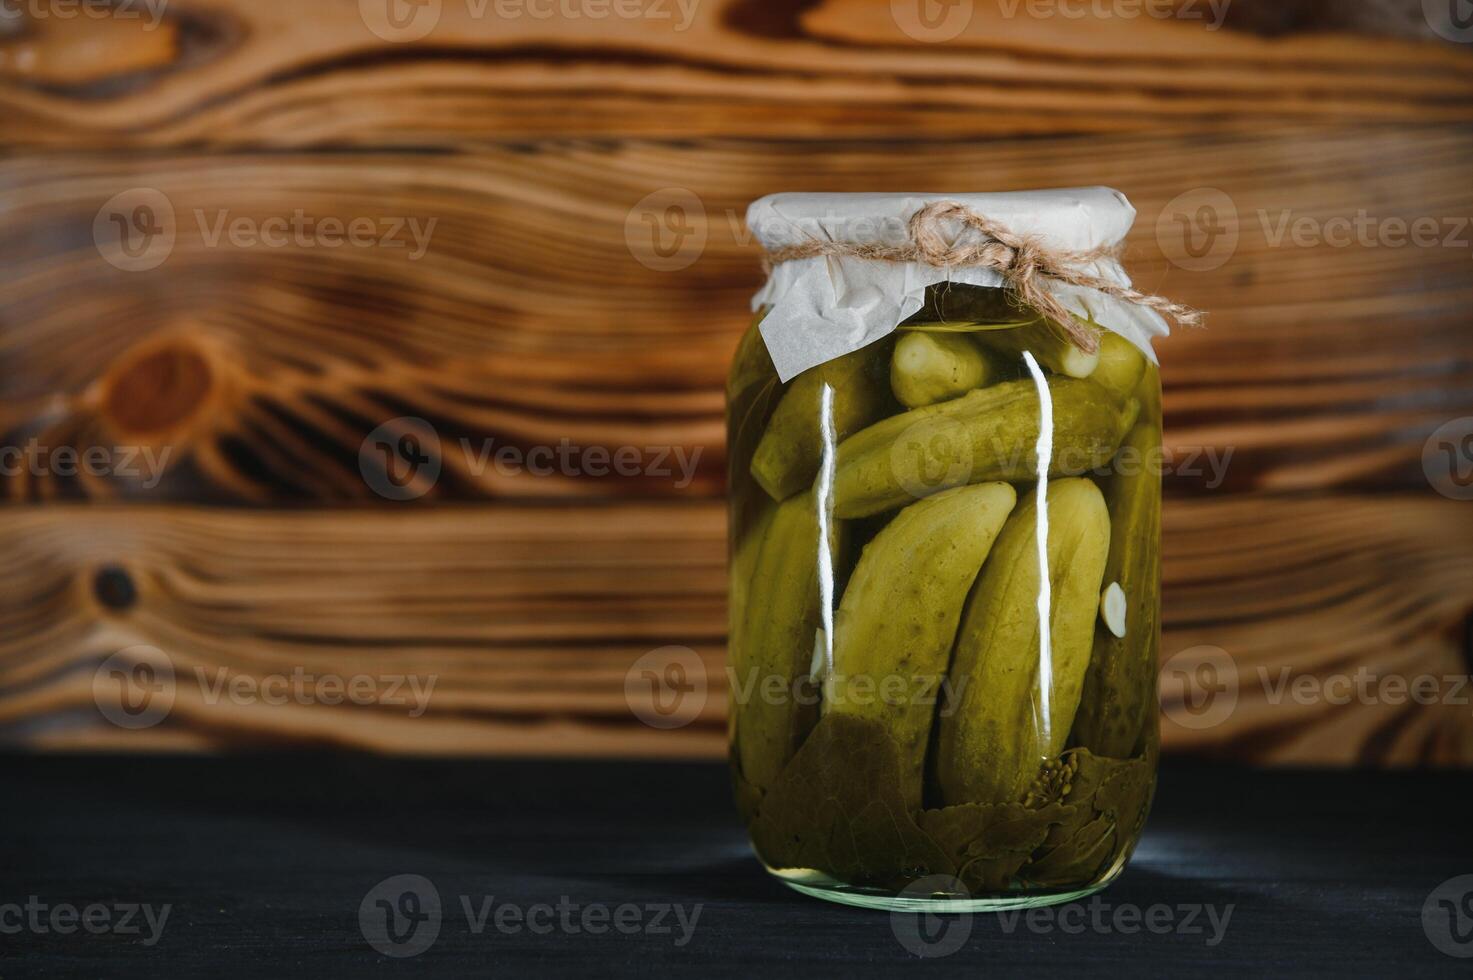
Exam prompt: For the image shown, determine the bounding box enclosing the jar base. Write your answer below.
[771,866,1119,913]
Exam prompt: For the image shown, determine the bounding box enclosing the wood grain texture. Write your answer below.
[3,496,1470,765]
[0,504,730,756]
[3,127,1472,503]
[2,0,1472,766]
[1160,496,1473,767]
[0,0,1471,146]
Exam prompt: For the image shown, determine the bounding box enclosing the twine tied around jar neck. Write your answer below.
[760,200,1203,355]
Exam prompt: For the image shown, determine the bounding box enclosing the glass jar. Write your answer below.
[727,192,1166,912]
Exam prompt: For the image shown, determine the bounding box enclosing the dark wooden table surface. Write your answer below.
[2,755,1468,977]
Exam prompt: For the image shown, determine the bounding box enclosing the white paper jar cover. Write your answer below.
[747,188,1169,382]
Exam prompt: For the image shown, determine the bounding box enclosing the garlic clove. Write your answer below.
[1100,582,1128,639]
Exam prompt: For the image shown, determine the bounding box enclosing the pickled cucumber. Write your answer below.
[1071,409,1162,758]
[728,311,778,413]
[826,482,1017,809]
[900,284,1028,327]
[890,332,994,408]
[936,479,1112,806]
[974,320,1100,379]
[730,490,844,793]
[728,314,783,670]
[750,339,893,501]
[832,378,1129,519]
[728,314,782,550]
[902,284,1101,376]
[1090,332,1148,404]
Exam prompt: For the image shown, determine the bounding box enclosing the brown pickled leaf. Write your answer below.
[1023,749,1155,887]
[1095,756,1154,836]
[731,761,764,826]
[1024,816,1118,886]
[918,801,1074,892]
[749,714,953,887]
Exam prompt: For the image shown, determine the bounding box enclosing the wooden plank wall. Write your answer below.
[2,0,1472,764]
